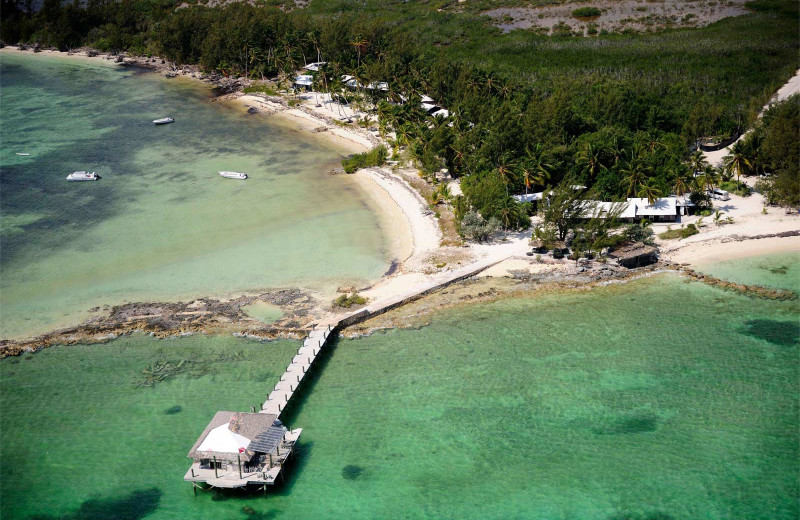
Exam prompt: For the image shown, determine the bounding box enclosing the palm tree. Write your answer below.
[722,141,752,184]
[689,150,708,175]
[466,74,482,95]
[494,196,521,231]
[484,72,498,94]
[695,166,719,194]
[636,180,663,205]
[620,158,648,197]
[495,152,517,196]
[642,131,665,153]
[575,143,606,181]
[607,136,624,166]
[521,167,534,198]
[395,123,416,147]
[673,173,690,197]
[350,36,368,67]
[497,78,513,99]
[522,143,553,195]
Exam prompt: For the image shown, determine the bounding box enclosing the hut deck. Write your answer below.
[185,258,505,491]
[185,428,302,488]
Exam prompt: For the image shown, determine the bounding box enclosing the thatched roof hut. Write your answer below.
[187,411,283,463]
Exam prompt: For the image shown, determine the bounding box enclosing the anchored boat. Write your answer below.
[219,171,248,180]
[153,117,174,125]
[66,171,99,181]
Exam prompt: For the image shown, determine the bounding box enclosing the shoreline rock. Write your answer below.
[0,289,320,358]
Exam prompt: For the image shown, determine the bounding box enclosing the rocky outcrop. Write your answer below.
[0,289,320,358]
[609,242,659,268]
[667,264,798,301]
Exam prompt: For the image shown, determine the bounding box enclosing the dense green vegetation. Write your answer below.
[658,223,700,240]
[342,146,387,173]
[332,292,367,308]
[2,0,797,227]
[571,7,601,18]
[743,95,800,207]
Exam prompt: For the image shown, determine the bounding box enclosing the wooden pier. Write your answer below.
[259,319,338,417]
[185,256,505,491]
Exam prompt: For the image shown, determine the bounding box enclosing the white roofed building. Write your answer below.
[512,192,544,203]
[577,197,680,222]
[628,197,677,222]
[293,75,313,90]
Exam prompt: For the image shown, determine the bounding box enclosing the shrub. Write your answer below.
[332,293,367,308]
[625,222,655,245]
[243,84,279,96]
[342,146,388,173]
[572,6,601,18]
[658,223,699,240]
[720,180,750,197]
[690,192,713,211]
[460,211,499,242]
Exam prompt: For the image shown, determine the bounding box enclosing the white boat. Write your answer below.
[153,117,174,125]
[66,171,99,181]
[219,171,247,180]
[16,153,30,156]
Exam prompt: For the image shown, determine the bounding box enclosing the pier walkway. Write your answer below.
[187,252,512,490]
[258,253,509,419]
[259,319,338,416]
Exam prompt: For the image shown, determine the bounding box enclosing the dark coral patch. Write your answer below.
[342,464,364,480]
[742,319,800,347]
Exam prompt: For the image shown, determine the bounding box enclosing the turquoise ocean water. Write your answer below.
[0,52,389,340]
[1,253,797,520]
[696,251,800,291]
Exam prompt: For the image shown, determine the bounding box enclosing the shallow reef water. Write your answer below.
[2,260,798,519]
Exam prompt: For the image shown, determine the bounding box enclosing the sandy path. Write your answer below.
[704,68,800,166]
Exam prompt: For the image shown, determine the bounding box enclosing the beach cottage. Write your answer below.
[185,411,301,492]
[293,75,313,91]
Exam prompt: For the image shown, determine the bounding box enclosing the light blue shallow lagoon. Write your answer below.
[0,51,390,340]
[2,255,797,520]
[696,251,800,291]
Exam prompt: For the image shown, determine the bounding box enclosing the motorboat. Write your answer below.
[67,171,99,181]
[153,117,174,125]
[219,171,247,180]
[16,153,30,156]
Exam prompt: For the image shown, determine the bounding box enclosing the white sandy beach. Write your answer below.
[5,45,798,309]
[655,185,800,265]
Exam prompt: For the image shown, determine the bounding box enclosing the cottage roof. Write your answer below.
[513,192,544,203]
[366,81,389,91]
[341,75,358,88]
[294,75,313,86]
[197,424,251,454]
[628,197,676,217]
[584,200,635,219]
[248,421,288,454]
[670,195,695,207]
[187,411,278,461]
